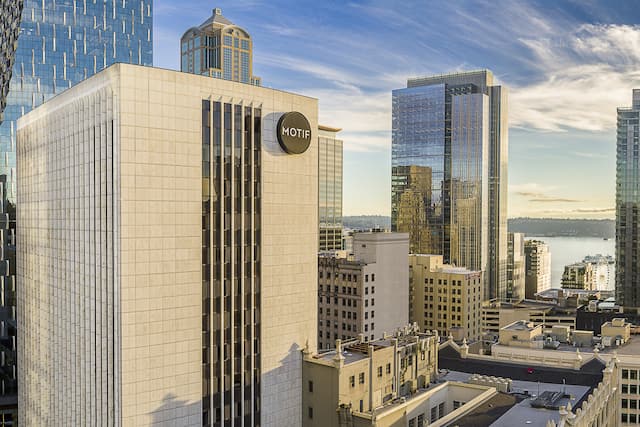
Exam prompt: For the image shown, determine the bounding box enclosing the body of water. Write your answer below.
[527,236,615,291]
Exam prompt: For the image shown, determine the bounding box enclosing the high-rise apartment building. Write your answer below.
[616,89,640,307]
[561,262,595,290]
[392,70,508,301]
[506,232,525,301]
[0,0,23,123]
[181,8,260,85]
[524,240,552,299]
[0,1,152,421]
[17,64,318,426]
[318,125,343,251]
[317,232,409,350]
[409,254,483,341]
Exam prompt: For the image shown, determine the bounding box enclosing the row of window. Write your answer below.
[622,384,640,394]
[623,369,640,380]
[318,271,376,282]
[320,296,359,307]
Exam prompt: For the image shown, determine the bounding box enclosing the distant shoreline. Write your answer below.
[342,216,616,239]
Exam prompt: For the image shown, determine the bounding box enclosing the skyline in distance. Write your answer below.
[154,0,639,219]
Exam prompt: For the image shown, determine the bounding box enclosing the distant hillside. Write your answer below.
[508,218,615,238]
[343,216,615,238]
[343,215,391,230]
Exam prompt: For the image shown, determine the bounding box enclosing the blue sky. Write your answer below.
[154,0,640,219]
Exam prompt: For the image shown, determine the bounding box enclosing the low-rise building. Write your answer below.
[409,254,483,341]
[303,329,507,427]
[318,232,409,349]
[482,299,576,342]
[561,262,595,290]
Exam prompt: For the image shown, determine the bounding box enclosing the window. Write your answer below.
[365,287,369,295]
[371,286,375,294]
[430,407,437,423]
[365,325,368,332]
[371,299,375,306]
[622,384,628,394]
[453,400,461,409]
[371,311,375,318]
[371,323,375,330]
[632,370,638,380]
[386,363,391,374]
[377,366,383,377]
[622,399,628,409]
[631,385,638,394]
[365,312,368,320]
[632,399,638,410]
[365,274,369,282]
[359,372,365,384]
[350,376,355,387]
[409,419,416,427]
[372,274,375,281]
[308,381,313,392]
[308,407,313,419]
[623,369,630,379]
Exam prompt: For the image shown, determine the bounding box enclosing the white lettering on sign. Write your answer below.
[282,127,311,139]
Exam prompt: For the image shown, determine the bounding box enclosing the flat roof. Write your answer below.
[503,321,538,331]
[442,371,591,427]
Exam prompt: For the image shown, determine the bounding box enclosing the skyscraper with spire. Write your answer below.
[181,8,261,86]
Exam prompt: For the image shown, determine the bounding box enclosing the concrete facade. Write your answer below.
[409,254,483,341]
[525,240,552,298]
[318,232,409,350]
[17,64,318,426]
[302,331,440,427]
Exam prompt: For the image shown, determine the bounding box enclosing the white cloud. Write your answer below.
[510,24,640,132]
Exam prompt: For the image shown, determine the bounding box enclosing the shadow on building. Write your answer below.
[150,393,202,426]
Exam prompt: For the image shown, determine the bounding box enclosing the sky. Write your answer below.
[154,0,640,219]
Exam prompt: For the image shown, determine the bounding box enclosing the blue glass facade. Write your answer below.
[392,71,508,301]
[616,90,640,307]
[1,0,153,200]
[392,84,446,256]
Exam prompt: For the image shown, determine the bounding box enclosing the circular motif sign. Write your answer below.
[276,112,312,154]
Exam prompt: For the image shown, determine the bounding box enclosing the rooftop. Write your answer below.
[503,320,538,331]
[441,371,592,427]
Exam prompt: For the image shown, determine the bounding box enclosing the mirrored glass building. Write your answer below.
[0,0,152,422]
[392,70,508,300]
[616,89,640,307]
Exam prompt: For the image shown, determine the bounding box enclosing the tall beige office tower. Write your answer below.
[524,240,551,299]
[181,8,261,85]
[17,64,317,426]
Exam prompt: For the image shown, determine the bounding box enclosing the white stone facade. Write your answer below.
[17,64,318,426]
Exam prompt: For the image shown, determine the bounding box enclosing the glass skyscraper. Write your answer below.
[392,70,508,300]
[0,0,152,421]
[616,89,640,307]
[181,8,260,86]
[318,125,343,251]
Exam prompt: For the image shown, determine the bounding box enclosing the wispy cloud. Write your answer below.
[510,23,640,131]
